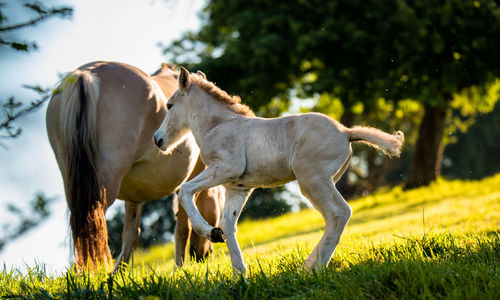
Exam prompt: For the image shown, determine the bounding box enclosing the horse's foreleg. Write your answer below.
[177,165,231,242]
[219,187,253,275]
[114,201,142,272]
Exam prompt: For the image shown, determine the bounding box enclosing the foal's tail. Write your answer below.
[55,70,111,270]
[345,126,404,157]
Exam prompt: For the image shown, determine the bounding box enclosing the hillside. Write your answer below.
[1,175,499,299]
[136,174,500,269]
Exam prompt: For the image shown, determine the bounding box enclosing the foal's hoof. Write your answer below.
[209,228,225,243]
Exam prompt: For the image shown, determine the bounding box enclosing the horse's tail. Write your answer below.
[56,70,111,270]
[345,126,404,157]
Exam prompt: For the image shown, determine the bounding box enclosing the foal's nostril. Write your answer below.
[154,137,164,148]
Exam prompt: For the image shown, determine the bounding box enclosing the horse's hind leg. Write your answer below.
[296,172,352,269]
[174,193,192,266]
[114,201,142,272]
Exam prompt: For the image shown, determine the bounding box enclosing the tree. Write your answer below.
[0,1,72,251]
[0,1,72,147]
[163,0,500,189]
[384,0,500,188]
[0,86,51,148]
[107,195,176,256]
[442,100,500,179]
[0,193,54,252]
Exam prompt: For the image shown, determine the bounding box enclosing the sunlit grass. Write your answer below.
[2,174,499,299]
[137,174,500,267]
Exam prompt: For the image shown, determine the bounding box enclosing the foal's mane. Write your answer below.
[190,75,255,117]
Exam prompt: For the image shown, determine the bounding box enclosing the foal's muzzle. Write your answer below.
[153,133,164,149]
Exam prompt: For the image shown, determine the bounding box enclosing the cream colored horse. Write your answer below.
[154,67,404,274]
[46,61,223,271]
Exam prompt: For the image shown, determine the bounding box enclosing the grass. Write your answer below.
[1,174,499,299]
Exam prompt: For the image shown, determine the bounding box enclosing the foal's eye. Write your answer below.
[167,103,174,109]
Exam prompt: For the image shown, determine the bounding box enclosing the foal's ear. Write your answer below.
[179,66,190,91]
[196,70,207,79]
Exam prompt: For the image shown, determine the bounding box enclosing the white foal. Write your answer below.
[153,67,404,274]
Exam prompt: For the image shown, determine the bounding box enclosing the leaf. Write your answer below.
[10,42,29,51]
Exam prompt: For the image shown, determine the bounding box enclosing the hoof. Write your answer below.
[209,228,225,243]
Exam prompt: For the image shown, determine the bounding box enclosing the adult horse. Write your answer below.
[153,67,404,275]
[46,61,223,271]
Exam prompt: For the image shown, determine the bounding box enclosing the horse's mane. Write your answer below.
[190,75,255,117]
[151,62,178,77]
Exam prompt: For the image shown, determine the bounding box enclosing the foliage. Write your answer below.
[445,78,500,145]
[0,193,54,252]
[0,1,72,52]
[2,174,499,298]
[443,100,500,179]
[0,0,72,254]
[240,187,294,220]
[0,85,51,148]
[107,195,176,257]
[163,0,500,188]
[165,0,500,110]
[0,1,73,147]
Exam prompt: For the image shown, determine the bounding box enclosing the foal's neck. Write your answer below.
[188,88,244,142]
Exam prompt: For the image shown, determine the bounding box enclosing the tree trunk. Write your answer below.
[405,97,451,189]
[365,149,390,191]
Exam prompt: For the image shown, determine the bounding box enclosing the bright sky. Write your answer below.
[0,0,205,274]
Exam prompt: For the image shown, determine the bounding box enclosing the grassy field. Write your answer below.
[1,175,499,299]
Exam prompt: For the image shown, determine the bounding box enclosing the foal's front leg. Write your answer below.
[177,164,235,242]
[220,187,253,275]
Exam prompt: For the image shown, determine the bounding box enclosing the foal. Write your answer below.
[154,67,404,274]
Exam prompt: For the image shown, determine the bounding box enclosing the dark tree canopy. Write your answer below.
[166,0,500,107]
[443,101,500,179]
[164,0,500,188]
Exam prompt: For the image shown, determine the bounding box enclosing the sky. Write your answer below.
[0,0,205,274]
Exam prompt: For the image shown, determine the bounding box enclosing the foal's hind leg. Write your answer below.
[296,173,352,269]
[332,152,352,184]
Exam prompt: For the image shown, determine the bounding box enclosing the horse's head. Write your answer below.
[189,234,213,263]
[154,67,203,151]
[151,63,180,99]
